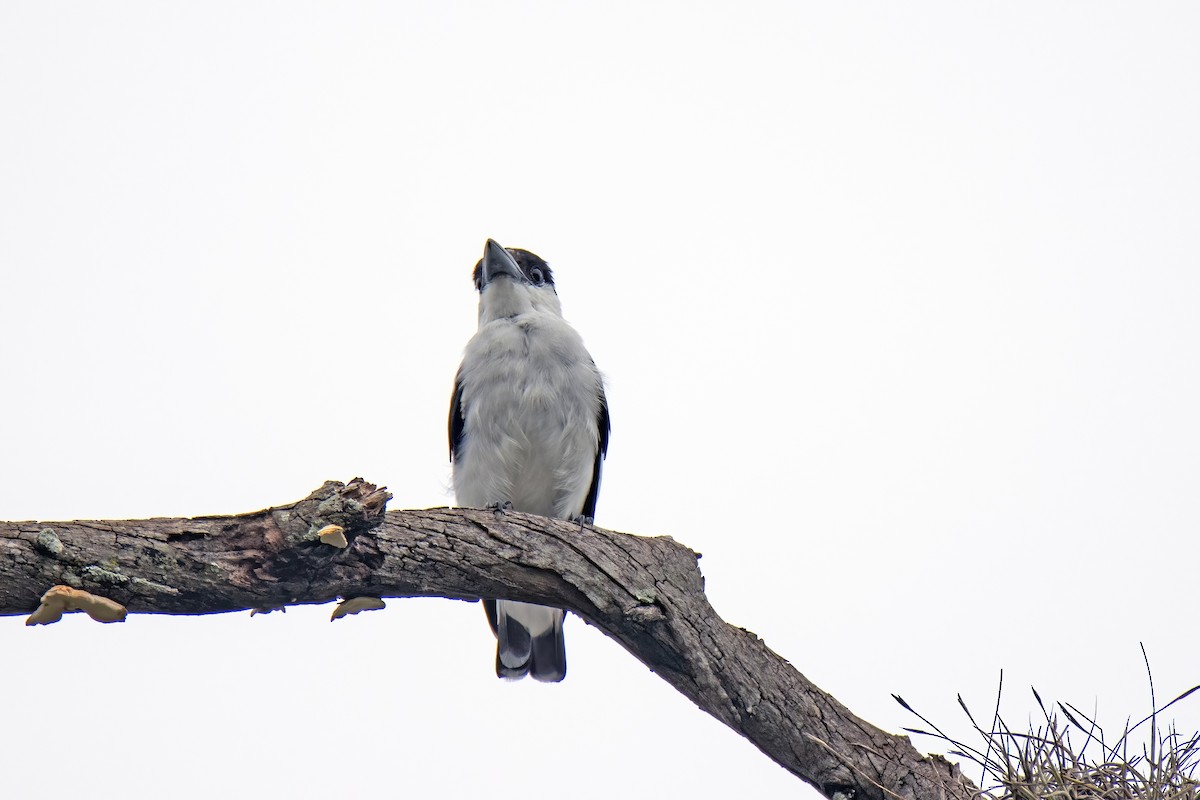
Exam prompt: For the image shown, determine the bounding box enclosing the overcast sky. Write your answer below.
[2,3,1198,798]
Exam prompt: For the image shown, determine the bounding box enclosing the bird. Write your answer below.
[449,238,610,682]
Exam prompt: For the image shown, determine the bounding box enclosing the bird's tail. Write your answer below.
[484,599,566,682]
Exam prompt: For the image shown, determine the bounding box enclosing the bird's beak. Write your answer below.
[482,239,523,286]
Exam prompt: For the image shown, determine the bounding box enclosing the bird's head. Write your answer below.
[473,239,561,323]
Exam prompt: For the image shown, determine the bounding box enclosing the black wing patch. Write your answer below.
[580,386,610,520]
[448,373,465,463]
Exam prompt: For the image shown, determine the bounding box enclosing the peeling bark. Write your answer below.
[0,478,976,800]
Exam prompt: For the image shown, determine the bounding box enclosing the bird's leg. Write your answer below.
[487,501,514,517]
[570,513,594,531]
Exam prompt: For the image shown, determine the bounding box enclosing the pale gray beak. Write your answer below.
[482,238,523,286]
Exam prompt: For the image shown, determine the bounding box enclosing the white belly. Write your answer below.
[453,313,601,520]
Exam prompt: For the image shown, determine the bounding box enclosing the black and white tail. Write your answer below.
[484,599,566,682]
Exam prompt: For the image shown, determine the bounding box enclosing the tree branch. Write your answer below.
[0,478,975,800]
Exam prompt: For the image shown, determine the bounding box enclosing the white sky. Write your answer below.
[2,3,1198,798]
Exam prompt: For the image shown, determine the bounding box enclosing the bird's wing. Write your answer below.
[580,384,610,520]
[448,371,465,463]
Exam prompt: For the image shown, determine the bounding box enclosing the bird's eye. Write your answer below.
[529,267,545,285]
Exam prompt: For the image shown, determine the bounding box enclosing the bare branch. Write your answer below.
[0,478,976,800]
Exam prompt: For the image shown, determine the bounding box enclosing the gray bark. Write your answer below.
[0,478,975,800]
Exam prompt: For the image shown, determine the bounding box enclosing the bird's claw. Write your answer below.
[487,501,514,516]
[570,514,594,529]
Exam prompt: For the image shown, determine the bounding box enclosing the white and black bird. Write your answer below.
[449,239,609,682]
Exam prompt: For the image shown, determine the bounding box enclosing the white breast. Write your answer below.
[453,311,603,520]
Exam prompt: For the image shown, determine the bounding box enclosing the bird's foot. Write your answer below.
[487,501,514,517]
[570,514,594,530]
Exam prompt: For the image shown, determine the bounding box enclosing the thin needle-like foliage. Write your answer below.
[896,653,1200,800]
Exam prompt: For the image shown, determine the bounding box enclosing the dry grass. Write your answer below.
[895,649,1200,800]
